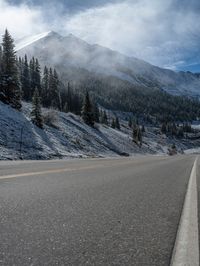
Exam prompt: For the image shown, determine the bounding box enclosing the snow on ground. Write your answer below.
[0,101,199,160]
[184,147,200,154]
[192,124,200,130]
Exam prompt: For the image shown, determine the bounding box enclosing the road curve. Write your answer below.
[0,155,196,265]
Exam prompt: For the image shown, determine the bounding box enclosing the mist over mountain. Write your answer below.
[16,31,200,98]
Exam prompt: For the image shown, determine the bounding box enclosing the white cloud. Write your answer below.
[0,0,47,40]
[0,0,200,70]
[64,0,200,69]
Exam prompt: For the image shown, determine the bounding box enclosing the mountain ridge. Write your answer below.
[16,31,200,98]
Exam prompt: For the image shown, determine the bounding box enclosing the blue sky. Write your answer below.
[9,0,120,11]
[1,0,200,72]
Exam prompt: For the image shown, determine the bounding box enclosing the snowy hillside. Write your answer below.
[0,102,199,160]
[16,31,200,98]
[0,102,148,160]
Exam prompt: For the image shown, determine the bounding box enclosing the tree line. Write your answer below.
[0,29,21,110]
[75,74,200,123]
[0,30,122,130]
[0,30,89,126]
[0,30,79,112]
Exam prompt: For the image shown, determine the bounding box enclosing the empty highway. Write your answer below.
[0,155,197,265]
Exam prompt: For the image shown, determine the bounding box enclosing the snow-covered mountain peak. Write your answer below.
[16,31,60,51]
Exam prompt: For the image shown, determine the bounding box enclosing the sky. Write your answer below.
[1,0,200,72]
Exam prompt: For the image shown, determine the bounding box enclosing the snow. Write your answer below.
[16,31,52,51]
[184,147,200,154]
[16,31,200,98]
[0,102,199,160]
[192,124,200,130]
[0,102,140,160]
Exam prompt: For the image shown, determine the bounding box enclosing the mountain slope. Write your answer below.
[0,101,160,160]
[1,101,199,160]
[16,31,200,97]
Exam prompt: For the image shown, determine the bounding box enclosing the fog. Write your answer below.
[0,0,200,71]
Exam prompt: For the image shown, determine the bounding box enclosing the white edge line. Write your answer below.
[170,156,199,266]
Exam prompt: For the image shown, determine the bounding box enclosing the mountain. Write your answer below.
[16,31,200,97]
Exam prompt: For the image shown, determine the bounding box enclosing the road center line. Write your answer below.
[170,156,199,266]
[0,165,101,180]
[0,160,136,180]
[0,156,184,181]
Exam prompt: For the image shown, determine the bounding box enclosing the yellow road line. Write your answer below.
[0,160,133,180]
[0,156,173,181]
[0,165,101,180]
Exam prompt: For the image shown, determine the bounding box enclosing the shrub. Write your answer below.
[43,109,59,128]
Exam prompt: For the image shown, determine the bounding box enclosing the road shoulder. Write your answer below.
[170,157,199,266]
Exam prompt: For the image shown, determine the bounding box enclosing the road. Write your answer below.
[0,155,196,266]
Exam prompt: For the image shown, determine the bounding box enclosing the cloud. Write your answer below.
[1,0,200,71]
[0,0,47,39]
[64,0,200,70]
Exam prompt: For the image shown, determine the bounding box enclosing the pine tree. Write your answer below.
[102,111,108,125]
[111,118,116,128]
[128,117,132,128]
[31,88,43,128]
[72,92,82,115]
[138,127,142,146]
[161,123,167,134]
[133,124,138,143]
[50,69,61,109]
[0,45,2,73]
[21,54,31,101]
[41,66,49,107]
[82,91,94,126]
[29,57,36,95]
[133,124,142,146]
[93,102,100,123]
[172,123,177,136]
[35,59,41,94]
[48,67,60,109]
[67,82,73,112]
[133,124,142,147]
[63,102,69,113]
[48,68,54,103]
[59,81,82,115]
[99,109,103,123]
[60,85,69,112]
[0,29,21,110]
[177,126,184,138]
[115,116,120,130]
[18,56,23,87]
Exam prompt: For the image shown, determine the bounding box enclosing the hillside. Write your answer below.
[14,31,200,123]
[16,31,200,98]
[0,101,199,160]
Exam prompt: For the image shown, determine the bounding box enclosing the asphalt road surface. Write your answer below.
[0,155,196,266]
